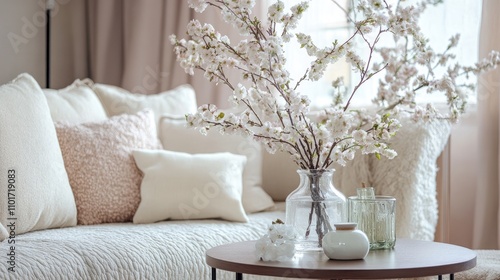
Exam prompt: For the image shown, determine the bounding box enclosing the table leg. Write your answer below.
[212,267,216,280]
[236,272,243,280]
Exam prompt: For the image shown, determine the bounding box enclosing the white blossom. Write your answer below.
[188,0,208,13]
[352,130,368,143]
[267,0,285,22]
[255,220,296,261]
[170,0,500,170]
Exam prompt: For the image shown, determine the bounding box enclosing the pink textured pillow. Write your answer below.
[55,109,161,225]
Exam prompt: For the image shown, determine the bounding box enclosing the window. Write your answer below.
[263,0,482,108]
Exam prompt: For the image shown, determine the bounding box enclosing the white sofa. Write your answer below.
[0,73,497,280]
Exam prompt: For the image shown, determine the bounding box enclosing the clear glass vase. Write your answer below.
[285,169,347,251]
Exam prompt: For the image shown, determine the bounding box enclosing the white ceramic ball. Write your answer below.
[322,223,370,260]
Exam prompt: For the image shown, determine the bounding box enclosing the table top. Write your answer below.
[206,239,477,279]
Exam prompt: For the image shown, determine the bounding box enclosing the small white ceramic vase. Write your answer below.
[322,223,370,260]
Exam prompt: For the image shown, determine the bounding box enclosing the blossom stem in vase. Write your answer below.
[305,173,333,245]
[286,169,346,251]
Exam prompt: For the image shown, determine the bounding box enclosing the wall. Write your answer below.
[449,110,478,248]
[0,0,46,86]
[0,0,87,89]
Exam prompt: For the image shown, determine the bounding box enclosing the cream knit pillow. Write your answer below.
[334,117,451,241]
[0,73,77,235]
[55,109,161,225]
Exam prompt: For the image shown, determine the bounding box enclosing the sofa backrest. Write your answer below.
[261,150,299,201]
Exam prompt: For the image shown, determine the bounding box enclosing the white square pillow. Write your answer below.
[92,83,197,126]
[159,117,275,213]
[132,149,249,223]
[0,73,77,235]
[43,79,108,123]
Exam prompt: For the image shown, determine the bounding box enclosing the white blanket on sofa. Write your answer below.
[0,209,288,280]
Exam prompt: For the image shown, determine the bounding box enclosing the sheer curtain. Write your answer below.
[474,0,500,250]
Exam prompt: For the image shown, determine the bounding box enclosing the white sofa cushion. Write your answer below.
[133,149,248,223]
[0,73,77,235]
[159,117,275,213]
[0,209,285,279]
[55,109,161,225]
[92,83,197,126]
[42,79,108,123]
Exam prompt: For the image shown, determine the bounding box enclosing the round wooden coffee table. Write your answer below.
[206,238,476,279]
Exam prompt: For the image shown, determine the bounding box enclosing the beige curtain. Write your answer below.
[84,0,245,107]
[474,0,500,249]
[51,0,265,105]
[49,0,88,89]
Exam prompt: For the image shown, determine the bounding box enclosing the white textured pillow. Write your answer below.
[133,149,249,223]
[0,223,8,242]
[159,117,275,213]
[43,79,108,123]
[0,73,77,235]
[92,83,197,126]
[334,117,451,241]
